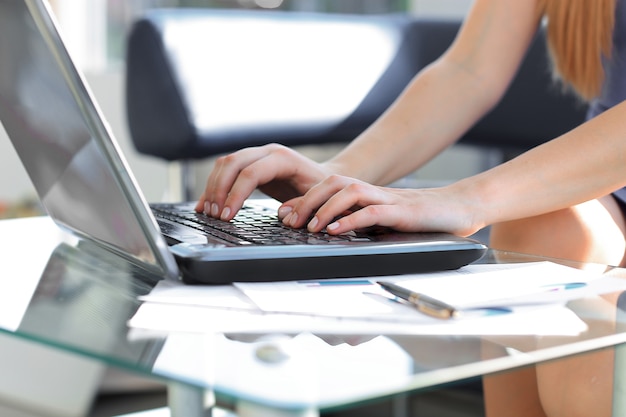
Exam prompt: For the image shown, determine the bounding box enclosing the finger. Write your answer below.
[277,197,302,220]
[204,146,275,217]
[194,192,207,213]
[283,175,352,229]
[325,205,406,234]
[326,202,467,235]
[306,181,395,232]
[220,147,308,221]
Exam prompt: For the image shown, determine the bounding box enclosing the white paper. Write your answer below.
[128,299,587,336]
[128,262,626,336]
[233,262,624,316]
[140,279,256,311]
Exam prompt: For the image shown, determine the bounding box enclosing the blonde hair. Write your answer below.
[537,0,616,100]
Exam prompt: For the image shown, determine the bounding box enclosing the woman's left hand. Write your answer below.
[280,175,483,237]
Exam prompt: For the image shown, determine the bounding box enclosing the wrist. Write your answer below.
[320,158,360,181]
[446,176,492,233]
[323,154,389,185]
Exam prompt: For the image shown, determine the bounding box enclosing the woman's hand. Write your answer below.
[195,144,334,221]
[281,175,484,237]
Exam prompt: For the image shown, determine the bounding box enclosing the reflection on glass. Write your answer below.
[0,2,158,266]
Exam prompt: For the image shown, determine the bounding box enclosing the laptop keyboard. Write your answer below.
[152,204,373,246]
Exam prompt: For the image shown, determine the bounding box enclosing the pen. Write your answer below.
[376,281,458,319]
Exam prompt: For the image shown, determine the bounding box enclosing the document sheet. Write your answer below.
[129,262,626,336]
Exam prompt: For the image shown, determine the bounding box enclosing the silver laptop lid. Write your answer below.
[0,0,179,279]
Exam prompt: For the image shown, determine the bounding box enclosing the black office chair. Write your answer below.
[125,9,586,200]
[126,9,427,199]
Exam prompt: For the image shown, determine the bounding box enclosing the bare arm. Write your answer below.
[289,97,626,237]
[465,101,626,227]
[198,0,542,221]
[326,0,542,185]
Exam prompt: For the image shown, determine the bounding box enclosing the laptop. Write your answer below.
[0,0,487,284]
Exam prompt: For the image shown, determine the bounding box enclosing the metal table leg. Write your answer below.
[168,381,214,417]
[236,400,319,417]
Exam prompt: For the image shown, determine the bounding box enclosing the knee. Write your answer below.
[489,211,581,259]
[536,349,614,417]
[489,205,626,266]
[489,218,536,253]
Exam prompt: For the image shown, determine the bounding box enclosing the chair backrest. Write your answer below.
[125,10,587,163]
[126,9,427,161]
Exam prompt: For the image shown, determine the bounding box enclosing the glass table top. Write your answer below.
[2,216,626,414]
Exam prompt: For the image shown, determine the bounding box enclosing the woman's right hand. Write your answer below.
[195,143,333,221]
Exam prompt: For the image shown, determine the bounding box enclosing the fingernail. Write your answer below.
[283,212,297,226]
[327,221,339,231]
[211,203,219,217]
[204,202,211,214]
[220,207,231,220]
[277,206,292,220]
[308,216,318,231]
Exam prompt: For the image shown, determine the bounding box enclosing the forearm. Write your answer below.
[325,59,501,186]
[459,101,626,228]
[324,0,541,187]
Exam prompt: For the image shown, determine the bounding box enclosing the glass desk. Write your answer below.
[2,216,626,417]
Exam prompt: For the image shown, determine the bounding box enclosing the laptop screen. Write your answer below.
[0,0,178,279]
